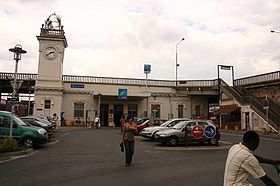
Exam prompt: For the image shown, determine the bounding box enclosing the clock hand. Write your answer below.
[47,51,55,55]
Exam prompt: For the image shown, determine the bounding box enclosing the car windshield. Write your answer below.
[137,118,148,124]
[13,115,27,127]
[171,121,186,130]
[159,120,171,127]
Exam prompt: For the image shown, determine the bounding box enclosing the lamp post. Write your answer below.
[9,44,27,137]
[176,38,185,86]
[271,30,280,34]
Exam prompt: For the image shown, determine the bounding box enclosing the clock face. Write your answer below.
[45,46,57,60]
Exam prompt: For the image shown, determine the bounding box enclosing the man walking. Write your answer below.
[224,131,279,186]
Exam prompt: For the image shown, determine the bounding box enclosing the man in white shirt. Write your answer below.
[224,131,279,186]
[95,115,100,129]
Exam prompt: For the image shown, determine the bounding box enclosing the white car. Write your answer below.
[155,120,220,146]
[141,118,190,140]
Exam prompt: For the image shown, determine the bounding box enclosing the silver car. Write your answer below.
[155,120,220,146]
[141,118,190,140]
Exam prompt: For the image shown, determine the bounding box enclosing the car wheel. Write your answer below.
[152,131,158,141]
[23,137,35,148]
[169,136,178,146]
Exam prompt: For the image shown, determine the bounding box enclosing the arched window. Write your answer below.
[151,104,160,118]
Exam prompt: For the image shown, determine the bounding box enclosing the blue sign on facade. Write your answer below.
[204,125,216,139]
[71,84,85,88]
[118,89,127,100]
[144,64,151,74]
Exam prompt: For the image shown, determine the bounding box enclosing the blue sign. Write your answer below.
[144,64,151,74]
[118,89,127,100]
[71,84,85,88]
[204,125,216,139]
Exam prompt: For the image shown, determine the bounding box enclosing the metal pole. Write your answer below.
[145,73,148,88]
[176,47,178,86]
[10,59,19,137]
[98,94,101,116]
[232,66,234,86]
[175,38,184,87]
[28,90,31,116]
[91,92,94,127]
[217,65,222,129]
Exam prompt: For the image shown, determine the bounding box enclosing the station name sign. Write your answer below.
[71,84,85,88]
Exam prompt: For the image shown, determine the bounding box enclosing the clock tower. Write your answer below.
[33,13,68,123]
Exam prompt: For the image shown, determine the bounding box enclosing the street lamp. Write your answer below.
[176,38,185,86]
[9,44,27,137]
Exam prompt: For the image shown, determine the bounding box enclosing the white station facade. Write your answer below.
[33,14,218,127]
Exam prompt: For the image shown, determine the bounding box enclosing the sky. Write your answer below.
[1,0,280,84]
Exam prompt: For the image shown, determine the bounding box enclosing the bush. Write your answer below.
[0,138,24,153]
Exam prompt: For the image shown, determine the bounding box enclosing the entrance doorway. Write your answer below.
[114,104,123,127]
[100,104,109,126]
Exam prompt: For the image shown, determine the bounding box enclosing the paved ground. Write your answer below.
[0,126,279,186]
[1,127,279,163]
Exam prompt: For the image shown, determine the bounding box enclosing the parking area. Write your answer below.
[0,126,279,186]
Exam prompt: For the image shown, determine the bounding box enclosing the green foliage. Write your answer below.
[0,138,24,153]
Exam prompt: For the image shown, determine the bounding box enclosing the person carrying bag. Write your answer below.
[120,115,138,166]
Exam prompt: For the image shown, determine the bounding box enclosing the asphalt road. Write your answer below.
[0,127,279,186]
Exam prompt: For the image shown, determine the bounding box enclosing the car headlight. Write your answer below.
[38,128,46,135]
[159,133,167,136]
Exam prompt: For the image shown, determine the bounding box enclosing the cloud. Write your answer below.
[0,0,279,82]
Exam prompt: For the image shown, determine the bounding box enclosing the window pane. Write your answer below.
[178,105,183,118]
[45,100,51,109]
[74,102,84,117]
[151,104,160,118]
[128,104,137,118]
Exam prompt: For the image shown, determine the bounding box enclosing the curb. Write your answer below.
[220,129,280,140]
[0,149,34,162]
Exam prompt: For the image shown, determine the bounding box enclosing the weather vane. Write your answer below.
[44,13,62,30]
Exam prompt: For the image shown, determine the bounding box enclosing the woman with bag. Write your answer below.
[120,115,138,166]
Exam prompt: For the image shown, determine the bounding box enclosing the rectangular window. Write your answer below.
[44,100,51,109]
[74,102,84,117]
[178,105,184,118]
[195,105,201,118]
[128,104,137,118]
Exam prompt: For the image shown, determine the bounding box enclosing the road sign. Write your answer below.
[144,64,151,74]
[263,99,269,110]
[191,125,204,139]
[204,125,216,139]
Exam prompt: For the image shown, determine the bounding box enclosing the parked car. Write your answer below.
[0,111,48,148]
[21,116,55,129]
[38,116,57,127]
[136,118,149,125]
[141,118,190,140]
[21,117,54,138]
[136,119,150,133]
[155,120,220,146]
